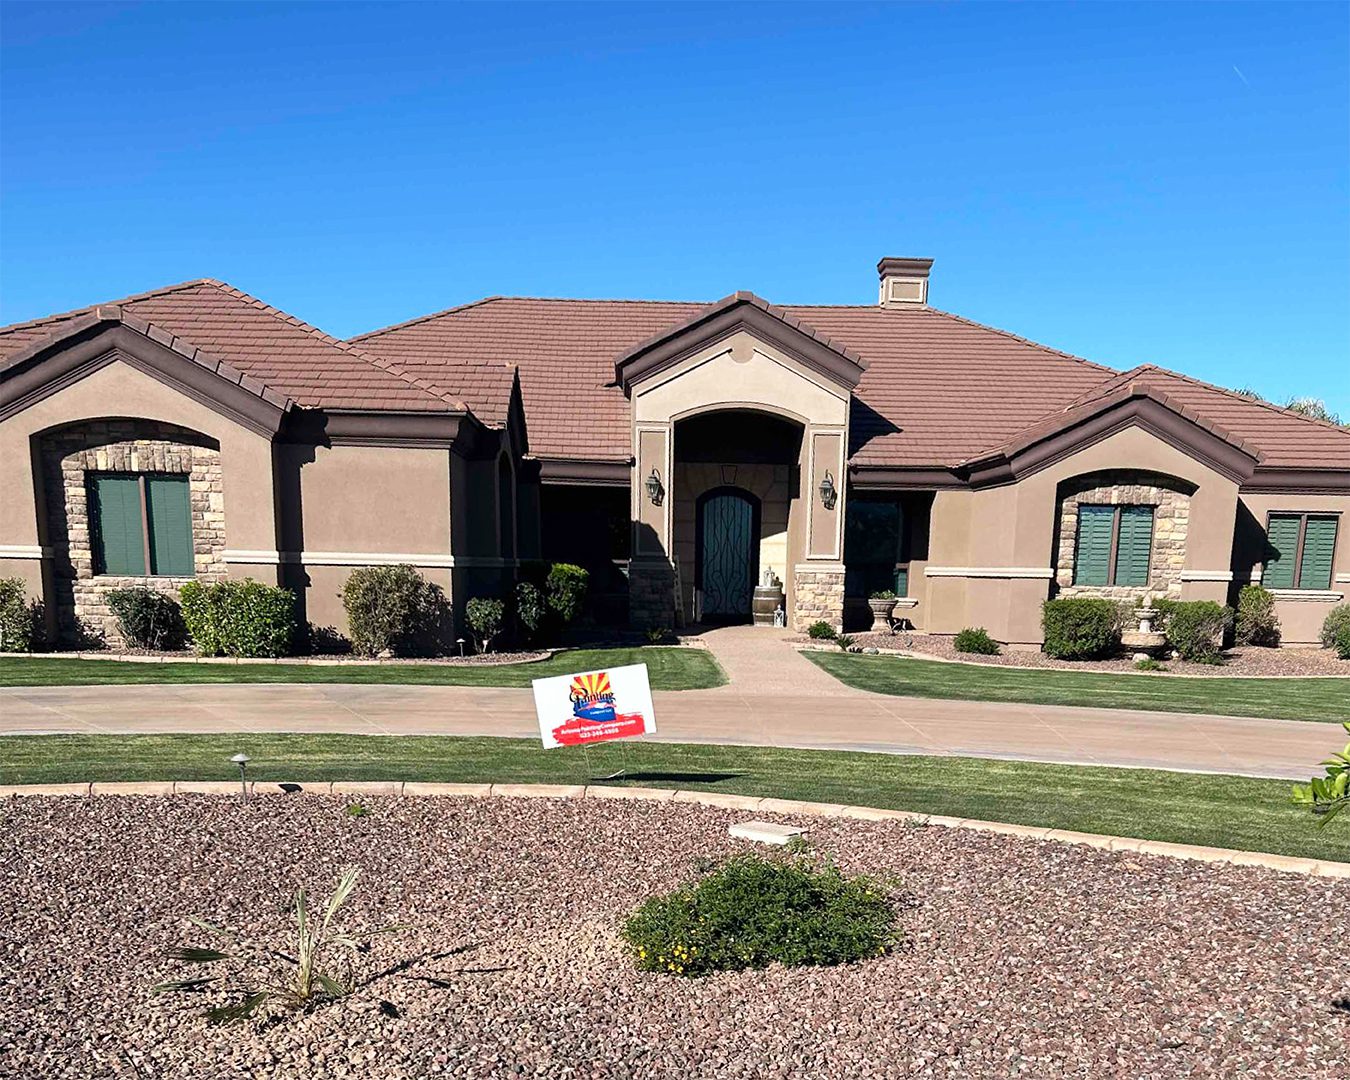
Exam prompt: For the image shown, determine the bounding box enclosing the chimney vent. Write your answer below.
[877,257,933,307]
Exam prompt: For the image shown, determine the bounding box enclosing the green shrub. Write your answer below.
[953,627,999,655]
[869,589,897,601]
[1134,657,1166,672]
[1321,603,1350,650]
[513,581,546,645]
[0,578,37,653]
[1041,598,1123,660]
[545,563,589,625]
[341,565,444,657]
[807,620,836,640]
[1335,624,1350,662]
[621,854,898,977]
[179,579,296,658]
[106,587,185,651]
[1155,599,1232,662]
[466,596,505,653]
[1293,721,1350,825]
[1233,585,1280,647]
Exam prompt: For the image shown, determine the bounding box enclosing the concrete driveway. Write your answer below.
[0,627,1342,779]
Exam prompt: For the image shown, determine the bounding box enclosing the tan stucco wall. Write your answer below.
[921,425,1240,644]
[1235,492,1349,644]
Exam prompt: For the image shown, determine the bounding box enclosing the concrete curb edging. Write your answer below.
[3,781,1346,880]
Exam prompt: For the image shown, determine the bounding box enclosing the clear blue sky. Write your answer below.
[2,2,1347,412]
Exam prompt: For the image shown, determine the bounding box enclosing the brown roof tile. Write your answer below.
[0,280,462,414]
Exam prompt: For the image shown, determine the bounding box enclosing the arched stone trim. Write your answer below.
[1052,469,1196,600]
[38,418,227,645]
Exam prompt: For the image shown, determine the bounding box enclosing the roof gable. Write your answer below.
[614,292,868,394]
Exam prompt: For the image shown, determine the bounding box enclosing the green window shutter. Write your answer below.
[1297,517,1338,590]
[1073,506,1113,586]
[91,476,146,576]
[1261,515,1301,589]
[145,476,194,576]
[893,566,909,597]
[1112,506,1154,587]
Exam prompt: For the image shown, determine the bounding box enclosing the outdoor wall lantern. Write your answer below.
[644,468,665,507]
[818,470,838,510]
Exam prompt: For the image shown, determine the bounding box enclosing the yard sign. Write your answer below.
[531,663,656,749]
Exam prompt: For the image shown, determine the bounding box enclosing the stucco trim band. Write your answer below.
[223,550,517,569]
[0,545,51,559]
[925,566,1056,579]
[1178,570,1234,582]
[1266,589,1344,602]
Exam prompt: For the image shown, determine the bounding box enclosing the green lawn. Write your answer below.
[1,733,1342,863]
[0,647,725,691]
[806,652,1350,723]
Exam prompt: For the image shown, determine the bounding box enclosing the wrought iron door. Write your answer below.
[700,491,754,617]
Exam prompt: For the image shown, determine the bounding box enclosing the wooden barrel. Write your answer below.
[752,585,784,626]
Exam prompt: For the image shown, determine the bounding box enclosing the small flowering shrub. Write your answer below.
[621,854,898,977]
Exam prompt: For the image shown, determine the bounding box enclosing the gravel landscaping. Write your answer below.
[836,633,1350,677]
[2,794,1345,1079]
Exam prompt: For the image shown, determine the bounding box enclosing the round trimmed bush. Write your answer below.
[466,596,505,653]
[1156,599,1232,662]
[1041,598,1123,660]
[807,620,836,640]
[953,627,999,655]
[1335,624,1350,662]
[622,854,898,977]
[545,563,589,625]
[341,565,445,657]
[0,578,37,653]
[106,587,185,651]
[1321,603,1350,651]
[514,581,546,645]
[179,579,296,658]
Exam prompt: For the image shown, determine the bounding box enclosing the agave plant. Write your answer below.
[1293,721,1350,827]
[153,866,401,1024]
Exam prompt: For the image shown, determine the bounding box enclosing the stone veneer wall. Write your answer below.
[793,566,845,632]
[40,420,226,646]
[628,558,676,630]
[1053,470,1192,601]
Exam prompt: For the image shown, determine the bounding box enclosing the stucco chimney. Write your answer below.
[877,257,933,307]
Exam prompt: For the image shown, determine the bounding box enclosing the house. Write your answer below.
[2,259,1347,649]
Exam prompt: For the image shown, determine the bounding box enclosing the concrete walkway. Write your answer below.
[0,625,1342,779]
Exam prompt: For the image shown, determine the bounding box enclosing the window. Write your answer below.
[844,499,907,597]
[1073,504,1153,587]
[1262,513,1338,591]
[88,473,194,577]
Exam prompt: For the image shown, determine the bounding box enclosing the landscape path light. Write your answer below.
[230,752,251,804]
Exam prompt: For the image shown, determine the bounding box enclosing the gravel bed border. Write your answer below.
[4,780,1346,879]
[0,649,558,667]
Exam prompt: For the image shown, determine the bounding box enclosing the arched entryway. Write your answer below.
[695,486,761,622]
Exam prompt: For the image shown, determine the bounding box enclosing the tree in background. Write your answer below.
[1233,387,1343,426]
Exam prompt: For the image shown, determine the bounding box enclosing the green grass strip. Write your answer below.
[0,647,725,691]
[0,733,1341,863]
[806,651,1350,723]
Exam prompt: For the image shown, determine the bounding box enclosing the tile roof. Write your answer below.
[0,280,462,414]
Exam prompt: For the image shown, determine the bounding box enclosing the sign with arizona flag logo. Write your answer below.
[531,663,656,749]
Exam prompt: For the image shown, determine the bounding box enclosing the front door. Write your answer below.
[699,488,757,620]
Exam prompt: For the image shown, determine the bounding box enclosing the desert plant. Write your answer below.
[107,587,186,651]
[835,634,856,651]
[545,563,589,625]
[1041,598,1123,660]
[1155,599,1232,662]
[152,866,400,1024]
[345,803,370,818]
[622,853,897,977]
[1293,722,1350,826]
[807,620,836,641]
[466,596,505,653]
[179,579,296,658]
[0,578,36,653]
[513,581,546,645]
[953,627,999,655]
[645,626,674,645]
[1335,624,1350,662]
[1233,585,1280,647]
[340,565,444,657]
[1321,604,1350,650]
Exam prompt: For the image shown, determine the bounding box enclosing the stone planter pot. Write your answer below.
[867,598,898,633]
